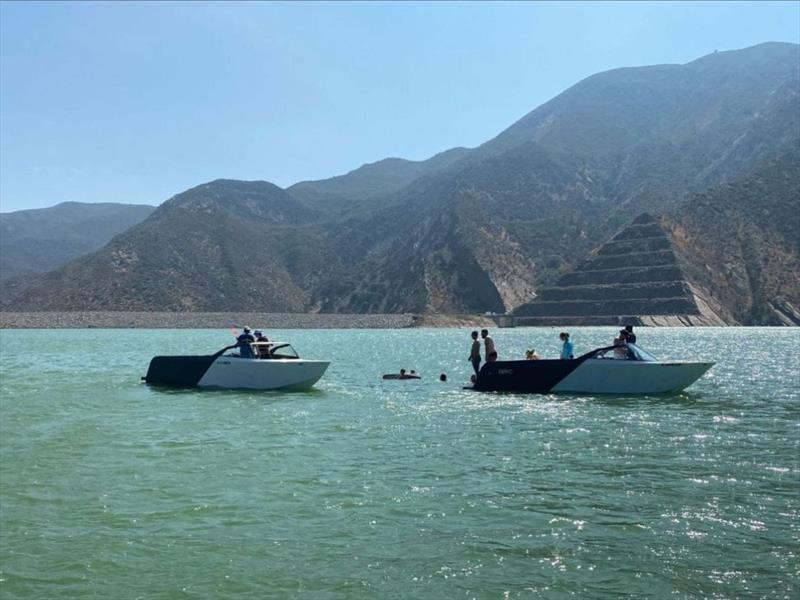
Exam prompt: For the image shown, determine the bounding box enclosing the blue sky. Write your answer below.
[1,1,798,211]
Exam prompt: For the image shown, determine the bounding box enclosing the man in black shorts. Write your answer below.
[482,329,497,362]
[468,330,481,375]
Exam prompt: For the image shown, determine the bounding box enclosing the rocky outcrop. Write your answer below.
[511,143,800,327]
[663,147,800,325]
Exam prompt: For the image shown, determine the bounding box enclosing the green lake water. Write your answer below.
[1,327,798,599]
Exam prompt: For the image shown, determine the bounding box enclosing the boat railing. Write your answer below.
[579,343,658,362]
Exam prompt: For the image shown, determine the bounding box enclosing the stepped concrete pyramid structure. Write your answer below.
[513,214,727,326]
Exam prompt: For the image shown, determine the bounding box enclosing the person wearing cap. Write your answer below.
[254,329,270,358]
[237,326,256,358]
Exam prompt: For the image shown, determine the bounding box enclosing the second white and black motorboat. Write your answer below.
[471,343,713,395]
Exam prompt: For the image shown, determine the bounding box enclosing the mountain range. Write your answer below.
[2,42,798,324]
[0,202,154,281]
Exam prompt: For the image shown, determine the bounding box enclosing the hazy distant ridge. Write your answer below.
[0,202,155,281]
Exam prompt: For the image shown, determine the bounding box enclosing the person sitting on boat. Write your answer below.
[525,349,540,360]
[559,332,574,360]
[613,330,628,359]
[236,326,256,358]
[254,330,271,359]
[624,324,637,344]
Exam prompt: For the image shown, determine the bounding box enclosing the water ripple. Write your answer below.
[1,327,798,599]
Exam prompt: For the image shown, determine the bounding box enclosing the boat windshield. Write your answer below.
[627,344,658,362]
[225,342,301,359]
[264,343,300,359]
[589,343,658,361]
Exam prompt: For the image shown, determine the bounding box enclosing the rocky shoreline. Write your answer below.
[0,311,495,329]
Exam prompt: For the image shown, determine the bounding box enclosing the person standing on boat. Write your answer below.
[559,332,574,360]
[468,330,482,375]
[237,326,256,358]
[482,329,497,362]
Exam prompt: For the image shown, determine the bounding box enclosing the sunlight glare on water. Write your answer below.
[0,327,798,599]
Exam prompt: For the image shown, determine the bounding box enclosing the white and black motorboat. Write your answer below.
[471,343,713,395]
[144,341,329,391]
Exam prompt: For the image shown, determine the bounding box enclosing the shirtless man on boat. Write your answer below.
[481,329,497,362]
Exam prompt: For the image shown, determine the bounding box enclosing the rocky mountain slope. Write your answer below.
[3,43,798,322]
[665,147,800,325]
[3,181,329,311]
[0,202,154,280]
[303,41,799,313]
[514,148,800,325]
